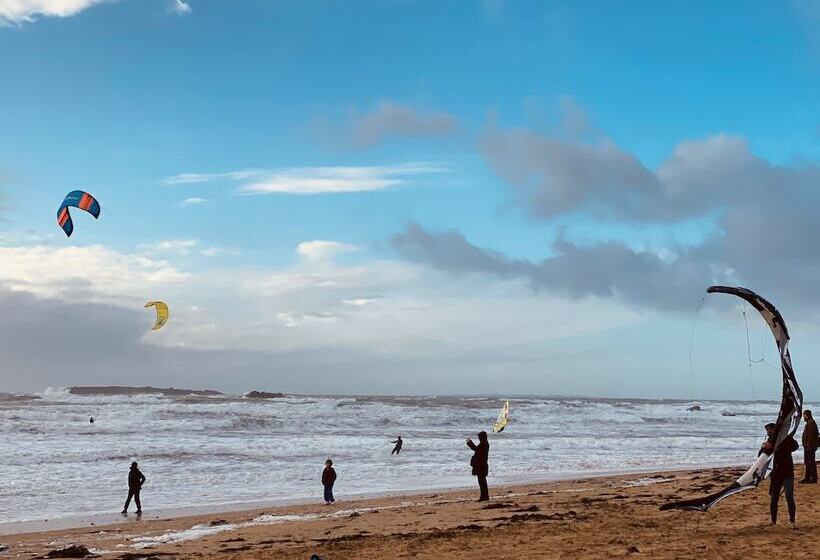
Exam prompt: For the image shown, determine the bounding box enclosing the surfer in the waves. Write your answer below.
[390,436,403,455]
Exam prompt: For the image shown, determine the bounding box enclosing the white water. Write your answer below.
[0,388,801,524]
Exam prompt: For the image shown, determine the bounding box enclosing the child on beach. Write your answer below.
[322,459,337,505]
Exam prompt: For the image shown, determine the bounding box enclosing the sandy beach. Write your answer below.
[2,466,817,559]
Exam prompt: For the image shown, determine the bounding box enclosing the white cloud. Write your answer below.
[297,240,359,262]
[163,163,447,195]
[199,246,239,257]
[179,197,209,206]
[0,244,188,303]
[341,297,379,307]
[138,238,234,258]
[0,0,108,24]
[139,239,200,256]
[277,311,339,328]
[239,163,447,195]
[171,0,190,16]
[163,170,262,185]
[0,235,670,397]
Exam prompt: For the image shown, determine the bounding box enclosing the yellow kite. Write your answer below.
[145,301,169,331]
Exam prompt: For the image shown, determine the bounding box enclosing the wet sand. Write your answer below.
[2,466,817,559]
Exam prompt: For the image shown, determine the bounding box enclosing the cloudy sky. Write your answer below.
[1,0,819,398]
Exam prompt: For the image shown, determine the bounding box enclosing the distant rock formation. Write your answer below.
[245,390,285,399]
[0,393,41,402]
[69,386,223,397]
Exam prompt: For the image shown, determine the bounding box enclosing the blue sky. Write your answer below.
[1,0,819,398]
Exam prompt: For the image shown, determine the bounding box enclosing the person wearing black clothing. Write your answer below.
[390,436,403,455]
[322,459,337,505]
[122,462,146,515]
[800,410,819,484]
[760,423,798,527]
[466,431,490,501]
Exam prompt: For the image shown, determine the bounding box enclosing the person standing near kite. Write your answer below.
[122,462,146,515]
[390,436,403,455]
[466,431,490,502]
[761,423,799,527]
[661,286,803,514]
[800,410,818,484]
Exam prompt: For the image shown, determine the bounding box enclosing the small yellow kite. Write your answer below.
[145,301,169,331]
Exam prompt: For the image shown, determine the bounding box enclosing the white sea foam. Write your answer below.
[131,506,403,547]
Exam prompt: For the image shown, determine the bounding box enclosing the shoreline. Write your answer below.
[2,465,817,559]
[0,463,744,536]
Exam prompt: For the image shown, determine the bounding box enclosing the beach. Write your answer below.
[2,390,797,526]
[2,466,817,559]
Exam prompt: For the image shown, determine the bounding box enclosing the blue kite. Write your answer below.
[57,190,100,237]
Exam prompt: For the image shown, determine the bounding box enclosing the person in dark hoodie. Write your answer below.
[121,462,146,515]
[761,423,799,527]
[322,459,337,505]
[800,410,819,484]
[466,431,490,501]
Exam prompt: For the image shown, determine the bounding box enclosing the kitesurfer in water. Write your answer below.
[122,462,146,515]
[466,431,490,501]
[322,459,337,505]
[800,410,818,484]
[761,423,799,527]
[390,436,403,455]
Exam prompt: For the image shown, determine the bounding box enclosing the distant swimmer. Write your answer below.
[89,417,94,424]
[466,431,490,502]
[121,462,146,515]
[390,436,403,455]
[322,459,337,505]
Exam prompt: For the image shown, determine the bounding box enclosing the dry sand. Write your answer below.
[2,467,818,559]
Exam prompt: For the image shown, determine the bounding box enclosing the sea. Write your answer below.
[0,387,806,526]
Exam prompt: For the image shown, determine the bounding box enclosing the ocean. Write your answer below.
[0,388,802,525]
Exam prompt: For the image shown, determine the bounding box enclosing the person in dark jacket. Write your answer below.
[799,410,819,484]
[390,436,403,455]
[760,423,799,527]
[322,459,337,505]
[466,431,490,501]
[121,462,146,515]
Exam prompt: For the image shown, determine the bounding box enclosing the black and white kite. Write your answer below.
[660,286,803,512]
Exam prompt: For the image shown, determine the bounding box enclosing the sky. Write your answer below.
[1,0,819,398]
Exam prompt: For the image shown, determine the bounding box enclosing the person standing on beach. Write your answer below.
[322,459,337,505]
[800,410,819,484]
[121,461,146,515]
[466,431,490,501]
[390,436,403,455]
[761,423,799,527]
